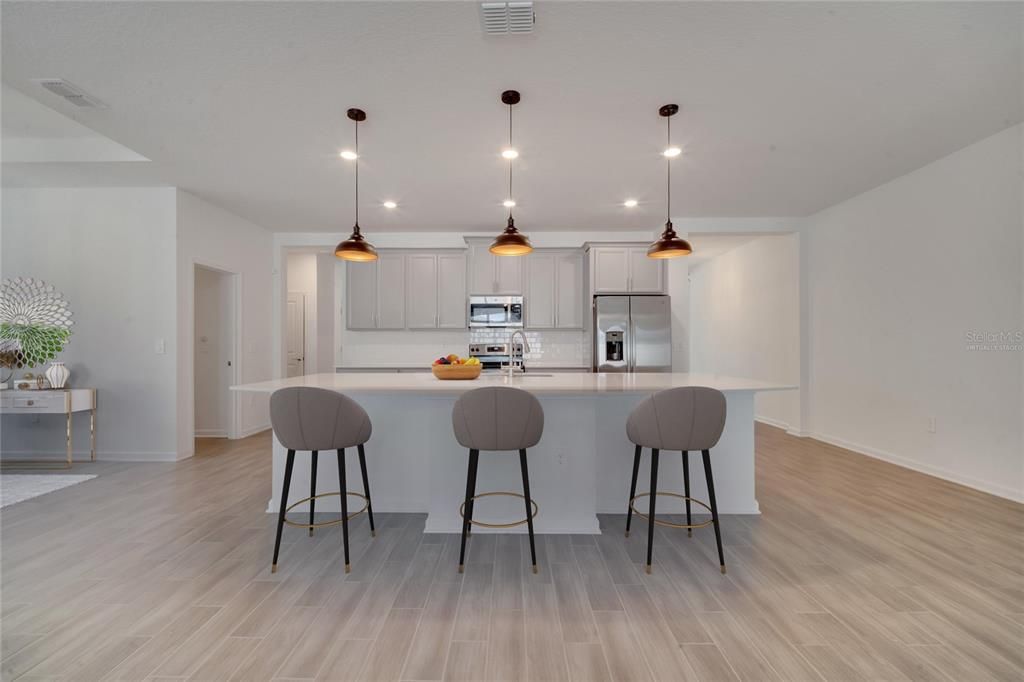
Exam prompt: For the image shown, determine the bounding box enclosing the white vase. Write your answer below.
[45,361,69,389]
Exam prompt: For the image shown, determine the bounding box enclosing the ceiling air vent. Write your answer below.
[34,79,106,108]
[481,2,535,34]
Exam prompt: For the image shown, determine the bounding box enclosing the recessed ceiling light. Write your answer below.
[662,146,682,158]
[503,199,516,208]
[340,150,358,160]
[382,200,397,209]
[623,199,638,208]
[502,148,519,159]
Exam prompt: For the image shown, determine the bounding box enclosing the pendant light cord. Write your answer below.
[354,119,359,227]
[666,115,671,224]
[508,103,513,220]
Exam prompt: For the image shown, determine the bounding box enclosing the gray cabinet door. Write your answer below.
[556,251,584,329]
[437,253,467,328]
[346,261,377,329]
[494,253,524,294]
[406,254,438,329]
[628,247,664,293]
[526,253,556,328]
[375,253,406,329]
[593,247,629,293]
[468,242,495,294]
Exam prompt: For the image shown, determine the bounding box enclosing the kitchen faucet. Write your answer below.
[507,330,530,377]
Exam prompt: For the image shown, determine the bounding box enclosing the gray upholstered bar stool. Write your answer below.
[452,386,543,574]
[625,386,727,574]
[269,387,376,574]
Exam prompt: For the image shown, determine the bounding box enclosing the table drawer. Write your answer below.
[0,392,68,413]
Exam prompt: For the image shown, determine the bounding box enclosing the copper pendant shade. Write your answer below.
[647,104,692,259]
[490,90,532,256]
[335,108,378,262]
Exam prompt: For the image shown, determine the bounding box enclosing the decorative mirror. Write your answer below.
[0,278,74,382]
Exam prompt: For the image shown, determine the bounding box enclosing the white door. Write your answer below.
[556,251,584,328]
[406,254,438,329]
[494,253,524,294]
[437,253,467,328]
[376,253,406,329]
[346,261,377,329]
[286,292,305,377]
[593,247,629,293]
[526,253,556,328]
[468,242,495,294]
[628,247,664,293]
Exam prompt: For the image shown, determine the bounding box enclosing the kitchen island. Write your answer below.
[232,372,794,533]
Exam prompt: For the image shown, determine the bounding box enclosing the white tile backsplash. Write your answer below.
[468,328,590,367]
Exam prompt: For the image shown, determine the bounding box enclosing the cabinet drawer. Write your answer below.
[1,392,69,413]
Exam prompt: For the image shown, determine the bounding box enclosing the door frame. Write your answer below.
[286,291,306,376]
[192,260,242,441]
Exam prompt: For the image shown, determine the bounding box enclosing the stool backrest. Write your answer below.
[627,386,726,451]
[452,386,544,451]
[270,387,372,451]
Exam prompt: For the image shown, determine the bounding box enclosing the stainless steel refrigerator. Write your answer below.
[593,295,672,372]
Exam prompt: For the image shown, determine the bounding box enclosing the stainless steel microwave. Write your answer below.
[468,296,524,328]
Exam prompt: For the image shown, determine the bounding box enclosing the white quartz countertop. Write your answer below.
[233,372,796,396]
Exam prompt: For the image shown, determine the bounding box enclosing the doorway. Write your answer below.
[194,265,238,450]
[286,291,306,377]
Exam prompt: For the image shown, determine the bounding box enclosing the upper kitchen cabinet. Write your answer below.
[526,249,584,329]
[589,244,666,294]
[345,252,406,330]
[405,252,467,329]
[467,239,523,294]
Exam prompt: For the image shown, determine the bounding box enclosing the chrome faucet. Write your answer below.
[507,330,531,377]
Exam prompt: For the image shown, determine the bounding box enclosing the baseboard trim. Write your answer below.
[755,415,790,431]
[237,424,271,439]
[195,430,227,438]
[0,450,181,463]
[807,431,1024,504]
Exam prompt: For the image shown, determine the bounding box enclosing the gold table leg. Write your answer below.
[66,411,73,467]
[90,407,96,461]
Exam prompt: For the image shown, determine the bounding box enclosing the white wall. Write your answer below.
[194,266,233,437]
[176,190,274,457]
[1,187,179,459]
[689,234,801,429]
[803,124,1023,501]
[286,252,318,373]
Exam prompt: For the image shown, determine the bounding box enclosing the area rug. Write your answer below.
[0,474,97,508]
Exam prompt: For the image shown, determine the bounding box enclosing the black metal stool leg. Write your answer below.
[458,449,479,573]
[309,450,318,536]
[702,449,726,574]
[520,449,538,574]
[337,448,351,573]
[358,444,375,537]
[272,449,296,573]
[646,448,660,573]
[625,445,641,537]
[682,450,692,537]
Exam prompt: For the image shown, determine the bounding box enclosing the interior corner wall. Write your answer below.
[286,252,318,374]
[804,124,1023,502]
[667,256,690,372]
[1,187,179,460]
[176,190,274,458]
[689,234,801,429]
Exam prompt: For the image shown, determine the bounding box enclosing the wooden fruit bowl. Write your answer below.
[431,364,482,380]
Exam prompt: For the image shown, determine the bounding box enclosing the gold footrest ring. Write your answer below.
[630,492,714,530]
[459,491,538,529]
[283,491,368,529]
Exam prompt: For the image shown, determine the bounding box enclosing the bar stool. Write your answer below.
[452,386,543,574]
[269,387,376,574]
[625,386,727,574]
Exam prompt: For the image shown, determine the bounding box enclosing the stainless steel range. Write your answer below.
[468,342,526,371]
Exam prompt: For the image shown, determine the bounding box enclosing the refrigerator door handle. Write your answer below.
[628,318,634,371]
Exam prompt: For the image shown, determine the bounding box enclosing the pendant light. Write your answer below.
[335,108,378,262]
[647,104,693,259]
[490,90,533,256]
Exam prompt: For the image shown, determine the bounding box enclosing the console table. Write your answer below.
[0,389,97,469]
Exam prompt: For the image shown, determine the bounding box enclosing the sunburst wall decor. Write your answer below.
[0,277,74,369]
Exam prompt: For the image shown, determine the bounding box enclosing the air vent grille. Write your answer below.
[35,79,106,109]
[481,2,535,34]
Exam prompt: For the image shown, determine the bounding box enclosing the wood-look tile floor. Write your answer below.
[2,425,1022,681]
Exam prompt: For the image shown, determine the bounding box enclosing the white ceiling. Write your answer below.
[2,1,1020,233]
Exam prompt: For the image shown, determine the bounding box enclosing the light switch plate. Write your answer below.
[155,338,166,354]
